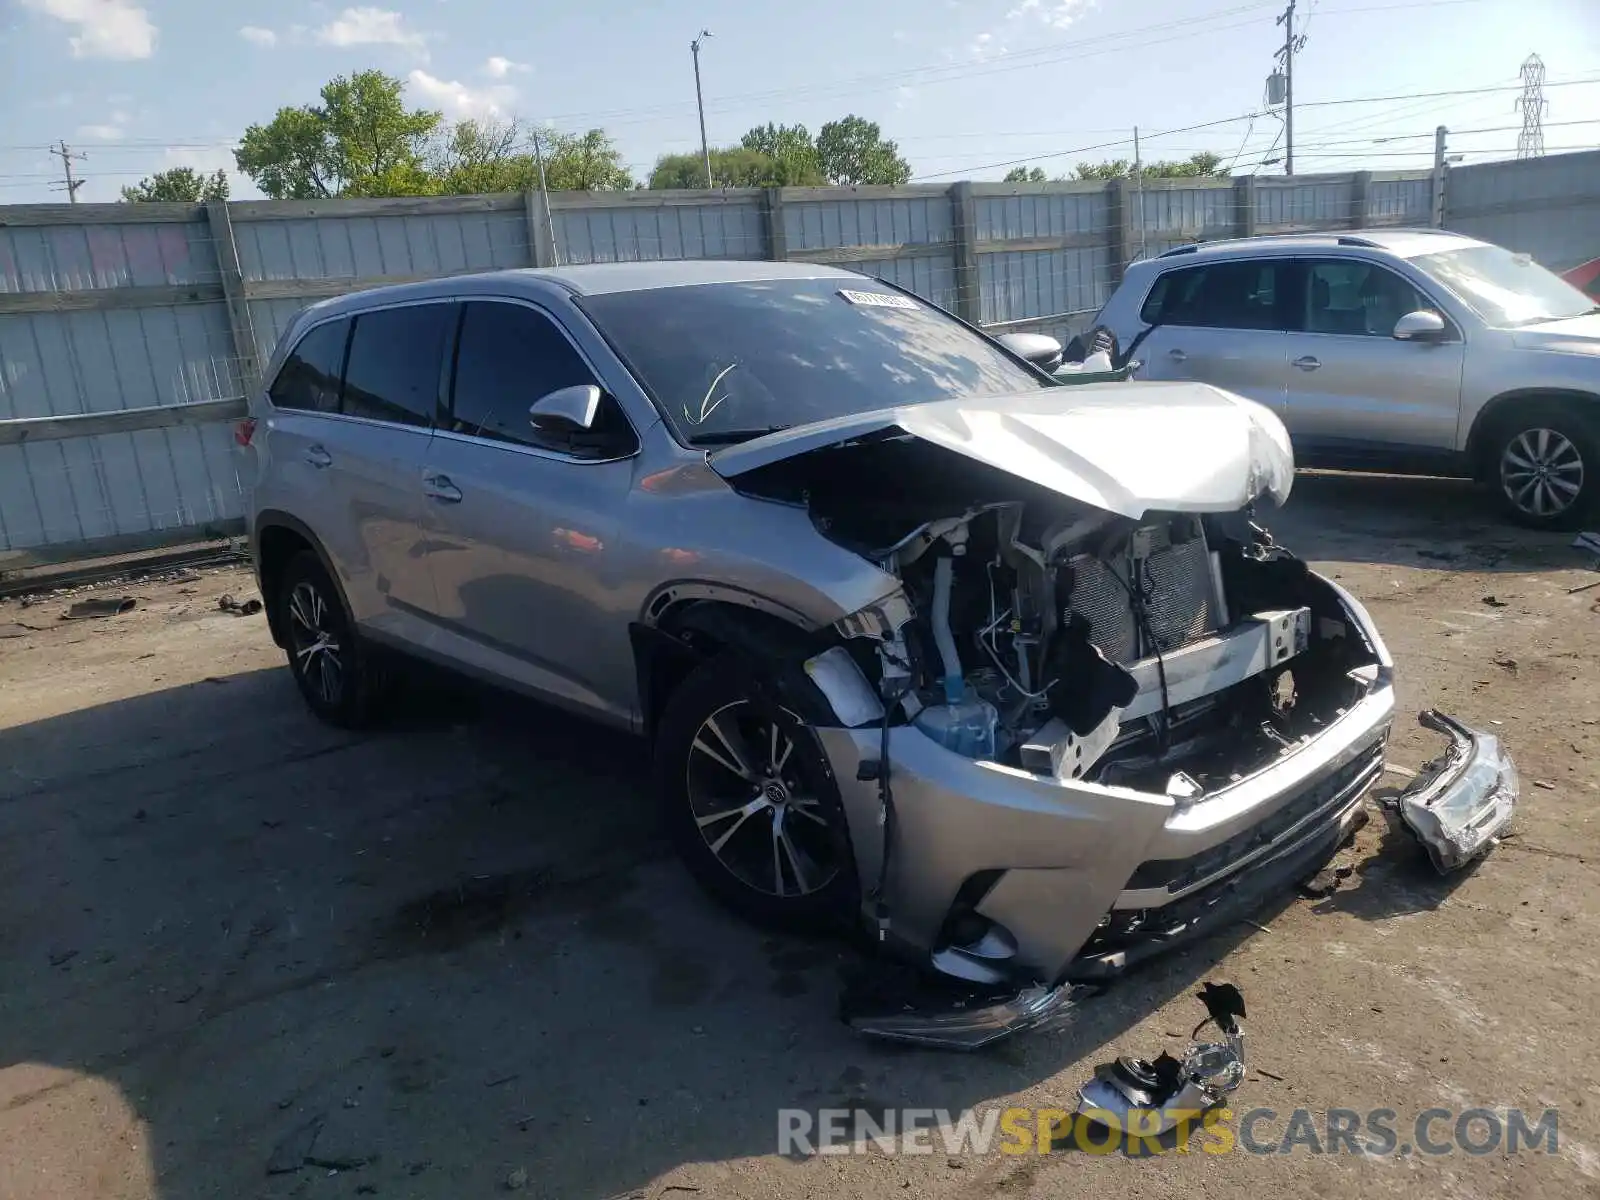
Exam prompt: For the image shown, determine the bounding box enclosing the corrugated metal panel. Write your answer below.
[232,211,529,283]
[1367,178,1431,225]
[974,191,1104,240]
[0,220,217,292]
[786,196,951,251]
[978,246,1110,326]
[556,201,765,263]
[0,303,243,552]
[1257,179,1355,227]
[845,255,957,310]
[1446,152,1600,271]
[1132,187,1234,241]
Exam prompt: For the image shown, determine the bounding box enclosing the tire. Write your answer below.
[1487,403,1599,530]
[275,550,378,728]
[654,655,859,933]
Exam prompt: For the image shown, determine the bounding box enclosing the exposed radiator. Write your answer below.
[1063,518,1221,664]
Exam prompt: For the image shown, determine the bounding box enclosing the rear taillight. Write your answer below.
[234,417,257,447]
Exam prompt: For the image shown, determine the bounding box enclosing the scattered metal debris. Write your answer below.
[218,593,264,616]
[1481,594,1508,608]
[61,596,136,620]
[1492,656,1518,675]
[1074,982,1247,1138]
[1297,865,1354,899]
[1534,780,1556,791]
[1393,711,1519,874]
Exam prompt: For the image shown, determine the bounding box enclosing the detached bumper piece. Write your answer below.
[1396,710,1518,874]
[841,967,1087,1051]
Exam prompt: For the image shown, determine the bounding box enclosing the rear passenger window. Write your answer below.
[450,301,627,452]
[342,303,454,428]
[269,319,347,412]
[1142,261,1283,331]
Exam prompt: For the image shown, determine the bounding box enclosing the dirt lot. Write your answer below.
[1,472,1597,1200]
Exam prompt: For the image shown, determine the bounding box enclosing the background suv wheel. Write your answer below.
[1488,403,1598,530]
[654,655,859,933]
[275,550,378,728]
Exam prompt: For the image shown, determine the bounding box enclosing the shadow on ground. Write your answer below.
[0,662,1313,1199]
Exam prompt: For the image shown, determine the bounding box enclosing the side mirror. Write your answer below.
[1393,310,1447,342]
[996,332,1064,373]
[530,384,602,434]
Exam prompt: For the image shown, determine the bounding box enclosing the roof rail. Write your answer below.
[1335,235,1381,248]
[1157,244,1201,258]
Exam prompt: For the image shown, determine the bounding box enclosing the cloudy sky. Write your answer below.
[2,0,1598,202]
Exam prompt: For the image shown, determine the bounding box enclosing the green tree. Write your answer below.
[120,167,230,203]
[1073,152,1228,181]
[430,121,632,194]
[1002,166,1048,183]
[816,115,912,185]
[541,129,633,191]
[235,69,441,199]
[738,123,824,185]
[647,146,775,189]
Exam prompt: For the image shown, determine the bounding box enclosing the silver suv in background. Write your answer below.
[1089,229,1600,528]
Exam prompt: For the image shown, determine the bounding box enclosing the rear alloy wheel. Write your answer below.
[1492,411,1596,529]
[655,656,858,932]
[277,550,376,727]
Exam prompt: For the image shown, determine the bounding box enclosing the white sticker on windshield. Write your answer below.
[838,289,918,310]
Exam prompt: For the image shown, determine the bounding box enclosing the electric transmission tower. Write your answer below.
[1515,53,1548,159]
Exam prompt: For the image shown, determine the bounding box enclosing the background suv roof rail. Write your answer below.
[1336,235,1382,248]
[1157,244,1202,258]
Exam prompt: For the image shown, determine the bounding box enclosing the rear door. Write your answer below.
[1132,258,1291,412]
[418,299,639,722]
[308,301,455,635]
[1279,258,1465,458]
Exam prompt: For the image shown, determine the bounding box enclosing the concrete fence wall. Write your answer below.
[0,154,1579,570]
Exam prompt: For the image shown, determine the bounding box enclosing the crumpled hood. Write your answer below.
[1510,311,1600,355]
[708,380,1295,520]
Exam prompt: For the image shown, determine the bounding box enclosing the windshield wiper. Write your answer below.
[688,425,792,446]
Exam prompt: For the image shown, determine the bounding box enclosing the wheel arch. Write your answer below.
[630,592,838,741]
[1465,388,1600,479]
[252,511,353,649]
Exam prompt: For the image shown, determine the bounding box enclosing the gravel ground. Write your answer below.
[1,472,1597,1200]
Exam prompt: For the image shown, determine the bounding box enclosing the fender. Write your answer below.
[252,510,355,649]
[1465,387,1600,473]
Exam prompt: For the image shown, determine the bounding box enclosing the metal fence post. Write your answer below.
[1233,176,1257,238]
[763,188,788,261]
[950,181,981,324]
[1351,171,1372,228]
[206,200,258,392]
[525,189,557,267]
[1107,178,1127,285]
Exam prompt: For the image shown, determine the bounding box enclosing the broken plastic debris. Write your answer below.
[1075,982,1247,1137]
[1395,710,1518,874]
[60,596,136,620]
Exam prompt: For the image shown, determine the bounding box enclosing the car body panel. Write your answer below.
[709,380,1297,519]
[1132,325,1290,414]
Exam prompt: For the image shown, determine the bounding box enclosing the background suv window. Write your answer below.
[342,303,454,428]
[1303,259,1424,336]
[449,301,630,454]
[268,318,347,412]
[1140,261,1282,330]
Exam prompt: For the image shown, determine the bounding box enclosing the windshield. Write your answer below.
[578,278,1047,445]
[1412,244,1596,327]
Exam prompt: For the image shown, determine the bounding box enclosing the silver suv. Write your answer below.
[240,261,1514,1047]
[1091,229,1600,528]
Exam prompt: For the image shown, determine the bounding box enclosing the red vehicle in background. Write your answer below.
[1563,257,1600,300]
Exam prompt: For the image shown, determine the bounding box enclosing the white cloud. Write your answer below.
[894,86,918,111]
[20,0,157,60]
[407,69,516,121]
[483,55,528,79]
[315,7,429,56]
[239,25,277,48]
[967,0,1092,58]
[78,108,130,139]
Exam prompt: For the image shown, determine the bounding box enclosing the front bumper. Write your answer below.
[819,575,1400,997]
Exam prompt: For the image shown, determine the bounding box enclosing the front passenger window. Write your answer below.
[1304,260,1426,337]
[450,301,631,454]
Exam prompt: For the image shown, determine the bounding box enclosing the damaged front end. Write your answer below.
[1394,710,1518,873]
[706,386,1512,1050]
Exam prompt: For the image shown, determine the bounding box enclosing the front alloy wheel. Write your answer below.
[1499,426,1586,524]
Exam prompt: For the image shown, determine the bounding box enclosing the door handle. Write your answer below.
[1167,348,1188,363]
[304,445,333,468]
[422,473,463,503]
[1293,356,1322,371]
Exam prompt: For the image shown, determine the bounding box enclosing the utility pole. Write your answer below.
[1133,126,1146,259]
[691,29,713,189]
[531,126,561,266]
[1275,1,1306,175]
[50,140,86,202]
[1432,125,1449,228]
